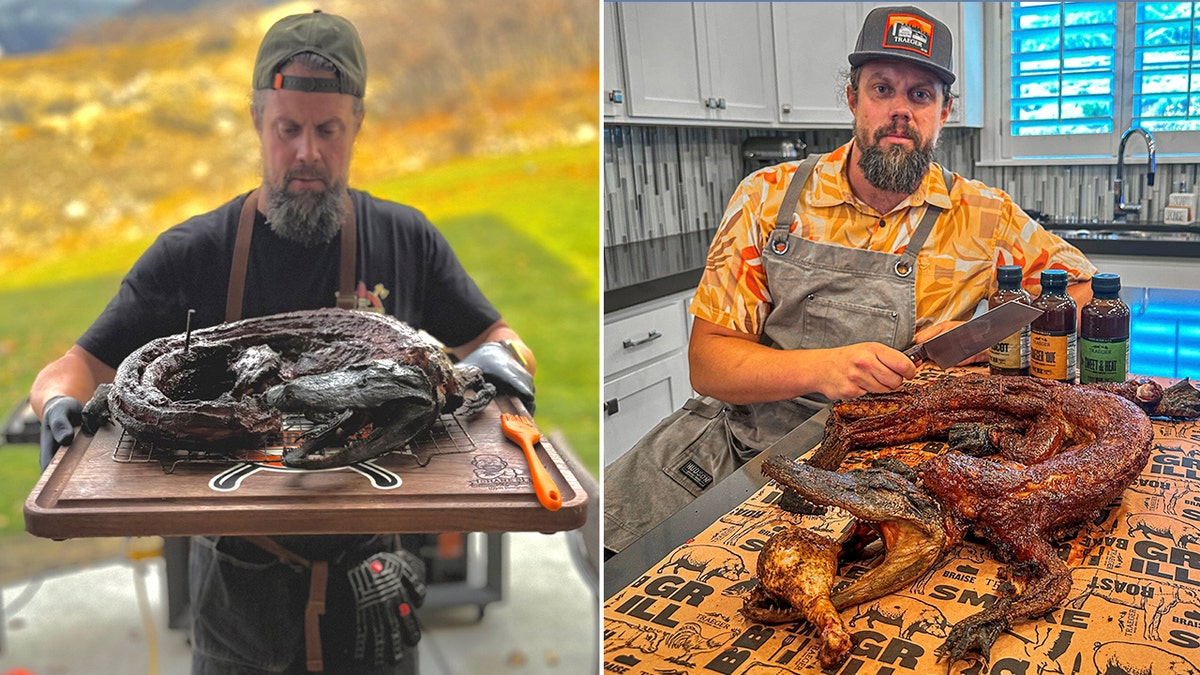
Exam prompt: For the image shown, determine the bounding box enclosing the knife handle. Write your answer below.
[904,343,928,366]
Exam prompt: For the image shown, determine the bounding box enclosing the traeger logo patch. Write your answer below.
[680,460,714,489]
[884,13,934,57]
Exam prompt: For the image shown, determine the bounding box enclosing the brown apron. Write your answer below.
[603,154,954,554]
[217,188,357,671]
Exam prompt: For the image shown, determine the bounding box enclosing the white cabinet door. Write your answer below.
[773,2,981,128]
[772,2,860,126]
[620,2,779,123]
[603,3,627,118]
[620,3,708,120]
[603,289,697,467]
[602,352,692,467]
[696,2,778,124]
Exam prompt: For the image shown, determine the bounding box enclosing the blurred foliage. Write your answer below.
[0,0,599,279]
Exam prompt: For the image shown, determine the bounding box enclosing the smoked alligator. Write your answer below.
[95,308,494,468]
[747,375,1200,668]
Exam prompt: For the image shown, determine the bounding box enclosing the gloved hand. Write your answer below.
[348,549,428,665]
[460,341,536,414]
[39,396,82,472]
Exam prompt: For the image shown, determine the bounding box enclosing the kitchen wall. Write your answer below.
[604,122,1200,294]
[602,124,979,292]
[973,162,1200,226]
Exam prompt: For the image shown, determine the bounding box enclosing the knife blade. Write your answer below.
[904,300,1044,369]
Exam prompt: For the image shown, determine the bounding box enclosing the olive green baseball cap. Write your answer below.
[253,10,367,97]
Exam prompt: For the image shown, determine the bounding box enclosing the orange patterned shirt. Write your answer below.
[690,141,1096,336]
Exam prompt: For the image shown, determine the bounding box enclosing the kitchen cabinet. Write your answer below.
[607,2,982,128]
[618,2,777,124]
[773,2,981,127]
[603,290,696,466]
[603,2,626,118]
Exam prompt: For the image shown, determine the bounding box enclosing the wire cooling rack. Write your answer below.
[111,413,476,473]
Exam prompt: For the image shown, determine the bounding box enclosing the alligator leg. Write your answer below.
[937,539,1072,666]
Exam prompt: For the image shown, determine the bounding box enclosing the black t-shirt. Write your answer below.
[81,188,500,369]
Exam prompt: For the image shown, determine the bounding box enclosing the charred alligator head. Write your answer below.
[265,358,491,469]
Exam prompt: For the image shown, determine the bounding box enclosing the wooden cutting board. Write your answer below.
[24,397,588,538]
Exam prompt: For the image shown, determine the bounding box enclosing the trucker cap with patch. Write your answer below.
[848,5,954,85]
[253,10,367,97]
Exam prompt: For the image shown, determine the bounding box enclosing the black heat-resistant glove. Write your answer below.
[39,396,82,472]
[460,341,536,414]
[348,550,428,666]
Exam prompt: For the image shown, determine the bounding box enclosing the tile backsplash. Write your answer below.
[604,123,1200,293]
[602,124,978,291]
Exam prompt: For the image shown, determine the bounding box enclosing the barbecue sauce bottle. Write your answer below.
[989,265,1031,376]
[1029,269,1077,383]
[1079,273,1130,383]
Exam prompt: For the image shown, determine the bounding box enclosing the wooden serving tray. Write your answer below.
[24,397,587,538]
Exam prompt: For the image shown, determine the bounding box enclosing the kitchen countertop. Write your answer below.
[603,222,1200,314]
[1046,221,1200,257]
[604,405,828,595]
[604,268,702,313]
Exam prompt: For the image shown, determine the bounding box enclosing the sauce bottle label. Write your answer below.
[989,329,1028,370]
[1079,337,1129,383]
[1030,332,1076,381]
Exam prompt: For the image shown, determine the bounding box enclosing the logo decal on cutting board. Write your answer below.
[208,459,402,492]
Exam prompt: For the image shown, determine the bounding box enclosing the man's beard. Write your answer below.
[264,169,346,247]
[854,121,938,194]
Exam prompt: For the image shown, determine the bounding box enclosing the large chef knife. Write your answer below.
[904,299,1044,369]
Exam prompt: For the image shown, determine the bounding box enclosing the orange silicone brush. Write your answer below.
[500,413,563,511]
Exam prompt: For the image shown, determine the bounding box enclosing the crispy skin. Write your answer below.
[744,461,944,670]
[742,527,853,670]
[106,308,486,457]
[919,378,1153,663]
[804,374,1155,665]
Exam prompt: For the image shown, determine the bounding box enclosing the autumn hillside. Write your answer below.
[0,0,600,282]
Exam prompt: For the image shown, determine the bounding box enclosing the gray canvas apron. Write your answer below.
[603,154,953,554]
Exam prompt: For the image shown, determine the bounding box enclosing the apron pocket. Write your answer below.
[802,295,901,349]
[603,396,738,553]
[660,403,741,499]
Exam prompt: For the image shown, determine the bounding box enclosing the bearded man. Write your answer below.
[603,4,1097,556]
[32,11,536,673]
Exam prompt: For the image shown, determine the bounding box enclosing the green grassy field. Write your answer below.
[0,142,599,540]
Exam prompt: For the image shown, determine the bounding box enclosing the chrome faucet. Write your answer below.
[1114,126,1156,221]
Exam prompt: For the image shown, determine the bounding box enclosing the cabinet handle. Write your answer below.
[622,330,662,349]
[717,98,727,110]
[781,103,792,114]
[609,89,624,104]
[604,398,620,416]
[704,97,716,109]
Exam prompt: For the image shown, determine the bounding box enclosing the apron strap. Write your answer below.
[225,189,358,323]
[243,535,328,673]
[766,153,823,255]
[768,155,954,263]
[894,165,955,277]
[335,196,358,311]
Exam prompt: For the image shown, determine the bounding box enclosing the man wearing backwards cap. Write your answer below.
[604,4,1097,555]
[31,10,536,673]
